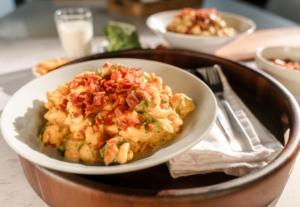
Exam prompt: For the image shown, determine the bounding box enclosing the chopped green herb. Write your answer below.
[86,117,93,126]
[95,69,102,76]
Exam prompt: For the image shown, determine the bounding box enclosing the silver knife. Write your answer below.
[221,100,254,152]
[217,112,242,152]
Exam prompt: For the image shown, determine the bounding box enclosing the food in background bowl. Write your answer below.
[40,62,195,165]
[146,10,256,54]
[268,58,300,70]
[35,58,69,75]
[166,8,237,37]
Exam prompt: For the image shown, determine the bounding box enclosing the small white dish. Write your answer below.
[146,10,256,54]
[1,58,217,175]
[255,46,300,102]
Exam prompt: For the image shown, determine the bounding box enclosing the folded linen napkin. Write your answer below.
[167,67,284,178]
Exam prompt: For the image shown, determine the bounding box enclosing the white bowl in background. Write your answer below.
[1,58,217,174]
[146,10,256,54]
[255,46,300,102]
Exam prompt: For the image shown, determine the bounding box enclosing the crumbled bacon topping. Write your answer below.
[66,63,151,130]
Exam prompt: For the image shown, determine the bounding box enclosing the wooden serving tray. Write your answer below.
[20,49,300,207]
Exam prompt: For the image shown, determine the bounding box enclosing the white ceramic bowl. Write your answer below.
[146,10,256,54]
[255,46,300,102]
[1,58,217,174]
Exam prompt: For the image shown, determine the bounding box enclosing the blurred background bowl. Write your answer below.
[146,10,256,54]
[255,46,300,103]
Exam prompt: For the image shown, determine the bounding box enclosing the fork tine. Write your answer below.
[207,67,215,86]
[213,65,223,91]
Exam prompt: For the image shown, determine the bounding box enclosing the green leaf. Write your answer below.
[103,21,142,52]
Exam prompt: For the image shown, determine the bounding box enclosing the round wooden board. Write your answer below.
[20,49,300,207]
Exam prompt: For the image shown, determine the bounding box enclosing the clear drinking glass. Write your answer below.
[54,8,93,60]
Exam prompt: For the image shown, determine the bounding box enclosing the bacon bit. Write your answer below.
[124,110,129,116]
[119,95,126,105]
[58,104,66,110]
[128,117,142,128]
[88,74,102,82]
[106,131,115,138]
[62,98,68,105]
[140,91,151,100]
[124,73,134,81]
[138,115,145,122]
[93,124,99,132]
[107,136,123,144]
[110,70,122,82]
[134,91,144,102]
[69,93,84,107]
[103,62,113,68]
[133,69,143,77]
[84,106,92,118]
[146,123,153,131]
[81,125,88,135]
[113,97,120,108]
[104,80,115,89]
[114,107,123,117]
[122,83,133,91]
[100,110,108,116]
[103,117,112,126]
[109,93,118,102]
[68,138,83,142]
[83,95,93,105]
[126,93,140,111]
[138,142,148,153]
[95,116,102,125]
[100,97,109,109]
[139,82,146,89]
[45,143,56,148]
[118,117,128,131]
[94,135,109,150]
[104,145,118,166]
[107,111,115,118]
[73,108,83,118]
[71,82,78,89]
[92,92,104,106]
[78,93,86,99]
[93,106,102,114]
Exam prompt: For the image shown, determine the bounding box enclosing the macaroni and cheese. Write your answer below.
[39,62,195,165]
[166,8,237,37]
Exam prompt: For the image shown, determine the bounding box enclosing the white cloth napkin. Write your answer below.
[167,68,284,178]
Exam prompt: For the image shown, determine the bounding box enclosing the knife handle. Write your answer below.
[221,100,254,152]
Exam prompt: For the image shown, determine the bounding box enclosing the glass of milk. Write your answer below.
[54,8,93,60]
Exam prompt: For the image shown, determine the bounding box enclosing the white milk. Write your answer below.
[57,21,93,60]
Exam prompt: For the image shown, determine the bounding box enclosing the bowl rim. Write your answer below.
[146,10,256,39]
[0,57,217,175]
[256,46,300,75]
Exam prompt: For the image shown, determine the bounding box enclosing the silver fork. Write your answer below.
[189,65,254,152]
